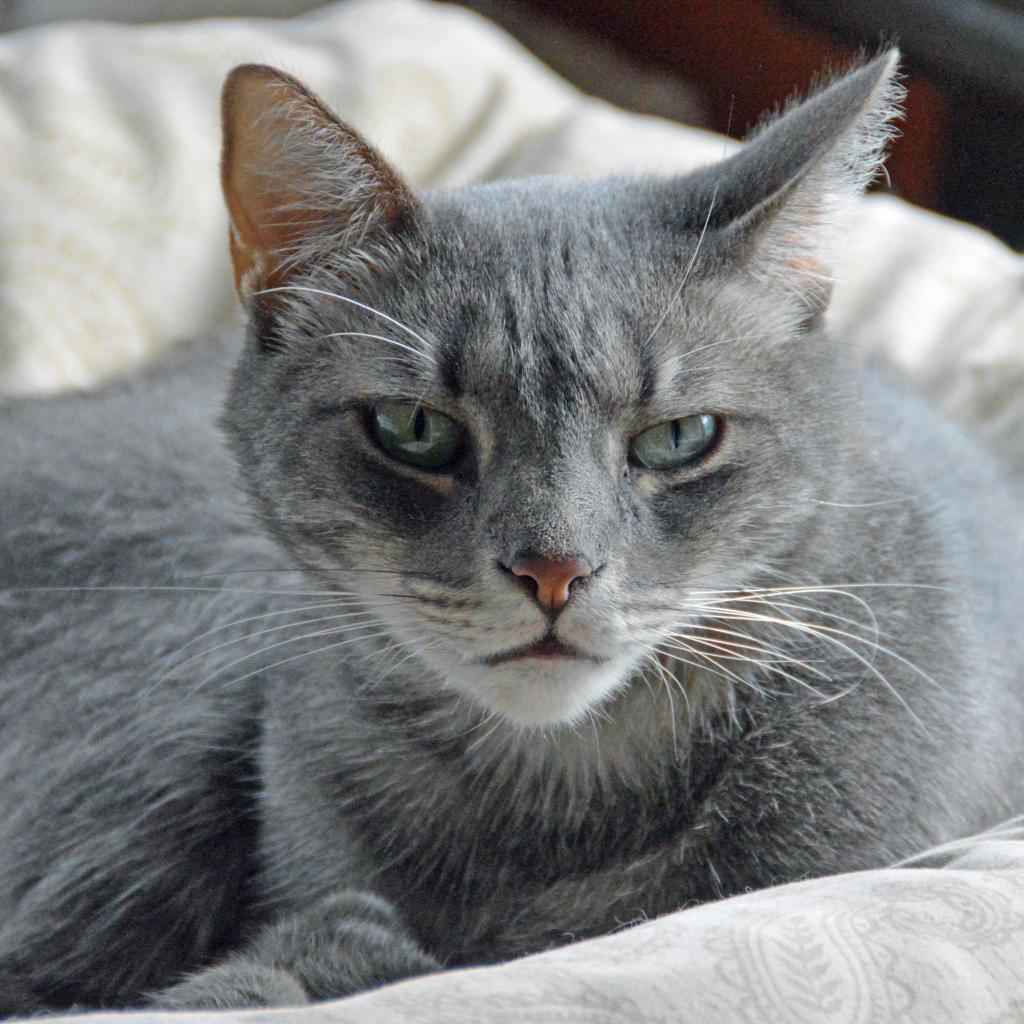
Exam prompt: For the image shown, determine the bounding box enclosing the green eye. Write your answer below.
[369,402,462,471]
[630,414,719,470]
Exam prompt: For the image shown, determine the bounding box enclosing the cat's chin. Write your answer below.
[438,655,635,729]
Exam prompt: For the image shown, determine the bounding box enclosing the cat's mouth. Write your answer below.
[483,633,603,667]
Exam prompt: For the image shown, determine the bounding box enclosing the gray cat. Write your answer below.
[1,51,1022,1013]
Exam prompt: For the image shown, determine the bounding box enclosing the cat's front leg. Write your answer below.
[149,891,439,1009]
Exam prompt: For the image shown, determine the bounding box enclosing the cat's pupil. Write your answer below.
[413,406,426,441]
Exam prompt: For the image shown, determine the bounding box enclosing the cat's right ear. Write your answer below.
[220,64,416,299]
[703,50,903,317]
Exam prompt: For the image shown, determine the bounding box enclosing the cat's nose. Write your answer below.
[508,555,593,613]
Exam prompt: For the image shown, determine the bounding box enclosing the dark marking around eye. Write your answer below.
[662,463,739,497]
[308,401,346,422]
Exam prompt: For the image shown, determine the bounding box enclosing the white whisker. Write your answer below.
[687,602,942,693]
[671,621,833,680]
[689,582,952,597]
[193,619,390,692]
[690,585,882,640]
[256,284,433,351]
[639,650,681,757]
[321,330,437,365]
[152,597,370,662]
[3,584,364,597]
[644,184,719,348]
[151,609,383,691]
[665,633,830,701]
[681,603,934,732]
[199,629,399,697]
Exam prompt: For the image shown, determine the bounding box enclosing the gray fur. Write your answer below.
[1,52,1022,1012]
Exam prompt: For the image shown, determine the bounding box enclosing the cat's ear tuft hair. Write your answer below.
[221,64,416,298]
[718,49,903,314]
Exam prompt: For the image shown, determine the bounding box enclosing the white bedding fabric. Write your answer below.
[2,2,1024,1020]
[43,819,1024,1024]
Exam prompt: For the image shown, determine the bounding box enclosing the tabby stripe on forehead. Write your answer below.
[637,335,658,406]
[502,293,526,358]
[439,342,464,398]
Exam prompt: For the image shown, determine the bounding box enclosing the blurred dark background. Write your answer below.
[4,0,1023,248]
[470,0,1024,250]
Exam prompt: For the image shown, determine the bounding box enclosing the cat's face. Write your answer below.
[220,57,899,726]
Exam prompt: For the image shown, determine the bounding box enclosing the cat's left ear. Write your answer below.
[713,50,903,314]
[221,64,416,298]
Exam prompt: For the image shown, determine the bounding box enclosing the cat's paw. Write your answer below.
[149,962,308,1009]
[149,891,439,1008]
[250,891,441,1001]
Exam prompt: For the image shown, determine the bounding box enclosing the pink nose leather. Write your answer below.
[510,556,592,612]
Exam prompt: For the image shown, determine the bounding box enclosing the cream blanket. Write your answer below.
[2,1,1023,1020]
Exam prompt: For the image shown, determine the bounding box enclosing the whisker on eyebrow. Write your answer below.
[644,184,719,349]
[678,336,763,359]
[255,284,433,352]
[321,330,437,366]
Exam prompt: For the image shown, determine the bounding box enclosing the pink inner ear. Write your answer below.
[220,64,412,297]
[221,68,314,293]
